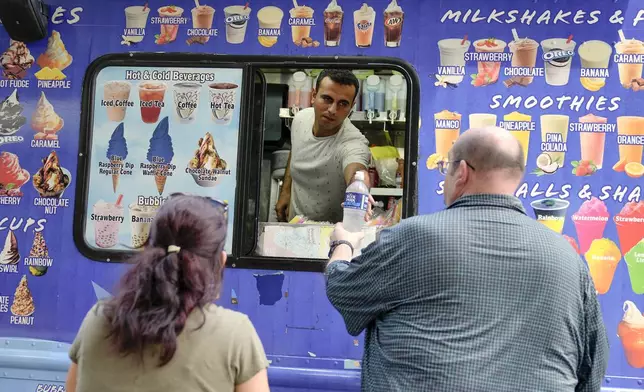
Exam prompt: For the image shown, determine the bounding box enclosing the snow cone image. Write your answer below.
[571,197,609,254]
[146,117,174,195]
[107,123,128,193]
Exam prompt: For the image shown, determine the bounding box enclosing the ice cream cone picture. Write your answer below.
[146,117,173,195]
[11,275,35,317]
[28,231,50,277]
[31,92,64,141]
[107,123,128,193]
[0,230,19,265]
[1,40,34,80]
[0,151,30,198]
[36,31,73,72]
[0,89,27,138]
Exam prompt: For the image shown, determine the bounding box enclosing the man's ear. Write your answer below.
[311,88,317,105]
[454,160,469,188]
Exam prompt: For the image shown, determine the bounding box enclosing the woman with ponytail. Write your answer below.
[66,194,269,392]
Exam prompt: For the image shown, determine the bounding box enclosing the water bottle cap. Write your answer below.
[354,171,365,181]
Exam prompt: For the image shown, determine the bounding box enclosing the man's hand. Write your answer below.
[275,194,290,222]
[331,222,365,250]
[365,194,375,222]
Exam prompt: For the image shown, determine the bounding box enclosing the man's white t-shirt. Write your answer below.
[288,108,370,223]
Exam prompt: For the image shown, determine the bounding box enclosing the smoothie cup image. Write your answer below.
[157,6,184,44]
[615,38,644,88]
[191,5,215,43]
[578,40,612,87]
[103,81,132,122]
[473,38,507,85]
[129,203,159,248]
[437,38,471,84]
[257,6,284,47]
[531,198,569,233]
[503,111,531,165]
[625,240,644,295]
[616,116,644,164]
[383,0,403,48]
[508,38,539,85]
[173,82,201,124]
[93,197,124,249]
[618,301,644,368]
[540,115,569,166]
[323,0,343,47]
[224,5,252,44]
[209,82,239,125]
[138,81,167,124]
[290,5,314,44]
[541,38,576,86]
[124,6,150,43]
[434,110,461,158]
[585,238,621,294]
[468,113,496,128]
[571,197,609,254]
[354,3,375,48]
[614,201,644,255]
[578,113,608,169]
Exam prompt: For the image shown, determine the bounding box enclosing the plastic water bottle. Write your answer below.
[343,171,370,232]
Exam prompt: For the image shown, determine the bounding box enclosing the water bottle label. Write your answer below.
[344,192,369,211]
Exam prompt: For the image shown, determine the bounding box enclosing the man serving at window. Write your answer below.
[275,69,373,223]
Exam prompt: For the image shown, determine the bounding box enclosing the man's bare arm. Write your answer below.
[344,162,369,186]
[275,152,292,222]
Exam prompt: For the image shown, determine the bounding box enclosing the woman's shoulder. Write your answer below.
[197,305,258,336]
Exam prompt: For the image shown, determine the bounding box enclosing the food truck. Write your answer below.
[0,0,642,390]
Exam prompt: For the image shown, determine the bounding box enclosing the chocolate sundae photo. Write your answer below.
[1,40,34,80]
[32,151,71,198]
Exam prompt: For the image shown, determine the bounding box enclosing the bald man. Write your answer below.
[325,127,608,392]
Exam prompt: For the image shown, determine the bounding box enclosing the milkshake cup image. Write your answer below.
[625,241,644,295]
[191,5,215,43]
[156,6,184,44]
[257,6,284,47]
[541,38,576,86]
[614,201,644,255]
[616,116,644,164]
[585,238,621,294]
[224,5,252,44]
[473,38,506,86]
[508,37,539,85]
[434,110,461,158]
[93,195,124,249]
[578,113,607,169]
[138,81,167,124]
[383,0,403,48]
[103,81,132,122]
[531,198,569,233]
[468,113,496,129]
[615,38,644,88]
[571,197,609,254]
[323,0,343,47]
[353,3,375,48]
[129,203,159,248]
[578,40,612,90]
[106,123,128,193]
[503,111,531,165]
[437,38,471,84]
[540,115,569,166]
[209,82,239,125]
[618,301,644,368]
[124,6,150,43]
[289,5,314,44]
[173,82,201,124]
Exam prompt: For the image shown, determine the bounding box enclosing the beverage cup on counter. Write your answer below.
[209,82,239,125]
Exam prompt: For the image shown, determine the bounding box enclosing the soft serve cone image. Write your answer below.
[1,40,34,79]
[188,132,228,187]
[618,301,644,368]
[146,117,174,195]
[584,238,621,295]
[28,231,49,277]
[11,275,34,317]
[571,197,609,254]
[0,230,19,265]
[31,92,63,141]
[614,201,644,255]
[0,152,30,197]
[0,89,27,136]
[32,151,71,198]
[625,240,644,295]
[36,31,73,71]
[107,123,128,193]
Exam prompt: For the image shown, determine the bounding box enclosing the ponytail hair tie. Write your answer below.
[167,245,181,254]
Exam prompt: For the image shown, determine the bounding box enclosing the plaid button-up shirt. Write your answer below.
[326,194,608,392]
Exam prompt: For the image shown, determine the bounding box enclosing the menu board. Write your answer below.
[81,66,242,255]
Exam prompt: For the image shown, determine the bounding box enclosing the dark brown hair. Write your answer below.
[102,195,227,366]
